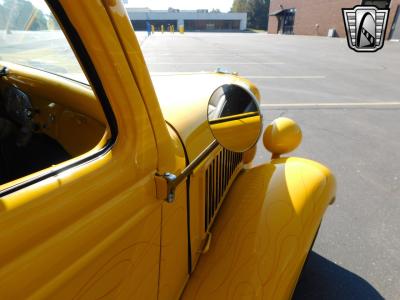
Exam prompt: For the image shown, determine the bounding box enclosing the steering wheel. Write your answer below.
[2,87,34,147]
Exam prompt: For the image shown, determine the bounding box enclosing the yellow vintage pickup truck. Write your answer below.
[0,1,336,299]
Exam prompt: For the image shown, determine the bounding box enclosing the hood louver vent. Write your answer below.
[205,149,243,231]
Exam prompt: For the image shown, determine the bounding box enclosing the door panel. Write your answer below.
[51,194,161,300]
[0,152,162,299]
[283,11,295,35]
[0,0,164,298]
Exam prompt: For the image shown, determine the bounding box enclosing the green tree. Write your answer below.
[247,0,269,30]
[231,0,270,30]
[1,0,47,31]
[231,0,248,12]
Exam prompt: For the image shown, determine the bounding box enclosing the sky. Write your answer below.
[124,0,233,12]
[0,0,233,14]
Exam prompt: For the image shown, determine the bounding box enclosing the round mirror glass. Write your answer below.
[207,84,262,152]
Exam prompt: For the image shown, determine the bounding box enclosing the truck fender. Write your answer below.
[182,157,336,300]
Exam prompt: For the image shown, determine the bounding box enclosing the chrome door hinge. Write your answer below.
[155,173,177,203]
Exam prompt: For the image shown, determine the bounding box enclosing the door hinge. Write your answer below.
[155,173,177,203]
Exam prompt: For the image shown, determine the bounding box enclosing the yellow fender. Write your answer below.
[183,157,336,299]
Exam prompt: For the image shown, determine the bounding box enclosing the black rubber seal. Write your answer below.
[166,121,193,273]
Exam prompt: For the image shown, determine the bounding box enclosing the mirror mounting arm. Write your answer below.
[155,140,219,203]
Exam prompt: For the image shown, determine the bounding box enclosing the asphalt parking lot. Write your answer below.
[140,32,400,299]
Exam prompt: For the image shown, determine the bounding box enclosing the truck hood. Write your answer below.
[151,72,259,162]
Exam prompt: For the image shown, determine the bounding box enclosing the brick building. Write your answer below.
[268,0,400,40]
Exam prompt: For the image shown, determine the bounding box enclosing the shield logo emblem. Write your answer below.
[342,6,390,52]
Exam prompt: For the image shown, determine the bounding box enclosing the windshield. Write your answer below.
[0,0,88,83]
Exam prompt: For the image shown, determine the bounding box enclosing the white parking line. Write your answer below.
[146,53,280,56]
[261,102,400,108]
[245,75,325,79]
[146,62,285,65]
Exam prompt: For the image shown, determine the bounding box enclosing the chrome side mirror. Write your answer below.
[207,84,262,152]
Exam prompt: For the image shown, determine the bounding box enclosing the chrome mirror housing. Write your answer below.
[207,84,262,152]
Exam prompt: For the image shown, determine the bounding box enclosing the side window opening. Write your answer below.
[0,0,109,188]
[0,86,71,184]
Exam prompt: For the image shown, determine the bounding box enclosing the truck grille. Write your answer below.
[205,149,243,231]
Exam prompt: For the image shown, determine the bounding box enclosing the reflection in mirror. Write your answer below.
[207,84,262,153]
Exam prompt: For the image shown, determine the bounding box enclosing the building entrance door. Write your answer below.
[390,6,400,40]
[362,0,391,9]
[279,9,296,34]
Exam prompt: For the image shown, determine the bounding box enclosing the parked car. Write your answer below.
[0,1,336,299]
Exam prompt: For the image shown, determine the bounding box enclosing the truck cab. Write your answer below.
[0,1,336,299]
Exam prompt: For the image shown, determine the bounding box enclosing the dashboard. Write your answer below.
[0,61,107,159]
[0,63,108,185]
